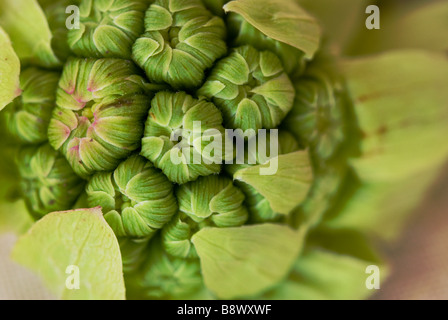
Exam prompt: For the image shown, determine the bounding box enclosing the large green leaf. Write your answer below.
[264,229,386,300]
[0,0,60,68]
[0,27,21,111]
[297,0,369,54]
[386,1,448,53]
[192,224,306,299]
[224,0,321,59]
[342,50,448,183]
[12,208,125,300]
[234,151,313,215]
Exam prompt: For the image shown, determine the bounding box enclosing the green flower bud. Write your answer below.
[132,0,227,89]
[141,91,224,185]
[119,237,151,273]
[48,58,151,178]
[128,236,203,300]
[226,130,300,223]
[86,155,178,238]
[162,175,248,258]
[197,45,295,132]
[16,144,85,218]
[227,12,307,76]
[4,68,59,144]
[67,0,148,59]
[282,64,346,162]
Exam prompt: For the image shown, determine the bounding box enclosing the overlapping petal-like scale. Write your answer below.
[132,0,227,89]
[282,63,347,162]
[4,68,59,144]
[67,0,149,59]
[227,13,307,77]
[16,144,85,218]
[141,91,225,185]
[226,130,300,223]
[162,175,248,258]
[86,155,178,238]
[198,45,295,132]
[48,58,151,178]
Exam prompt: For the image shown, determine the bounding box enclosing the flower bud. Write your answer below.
[16,144,85,218]
[162,175,248,258]
[48,58,151,178]
[282,64,346,162]
[4,68,59,144]
[141,91,224,185]
[86,155,178,238]
[67,0,148,59]
[132,0,227,89]
[198,45,295,132]
[128,236,203,299]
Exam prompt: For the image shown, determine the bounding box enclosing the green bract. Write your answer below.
[4,68,59,144]
[226,130,300,223]
[162,175,248,258]
[141,91,225,185]
[48,58,151,178]
[16,144,85,218]
[86,155,177,238]
[198,45,295,131]
[132,0,227,90]
[68,0,148,59]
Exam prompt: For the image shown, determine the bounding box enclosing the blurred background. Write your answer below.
[1,0,447,300]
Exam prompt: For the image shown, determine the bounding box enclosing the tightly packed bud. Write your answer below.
[141,91,224,185]
[162,175,248,258]
[67,0,148,59]
[227,13,307,76]
[86,155,177,238]
[48,58,151,178]
[4,68,59,144]
[16,144,85,218]
[131,236,203,300]
[282,66,346,161]
[198,45,295,132]
[226,131,300,222]
[132,0,227,89]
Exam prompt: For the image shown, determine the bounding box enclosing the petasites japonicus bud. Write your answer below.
[141,91,225,185]
[16,143,85,218]
[197,45,295,132]
[67,0,149,59]
[132,0,227,90]
[4,67,59,144]
[48,58,151,179]
[86,155,178,238]
[161,175,248,258]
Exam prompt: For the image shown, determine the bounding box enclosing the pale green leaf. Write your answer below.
[0,0,60,68]
[0,27,21,111]
[12,208,126,300]
[234,151,313,215]
[323,167,441,242]
[192,224,306,299]
[387,1,448,52]
[342,50,448,182]
[297,0,369,54]
[224,0,321,59]
[264,229,386,300]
